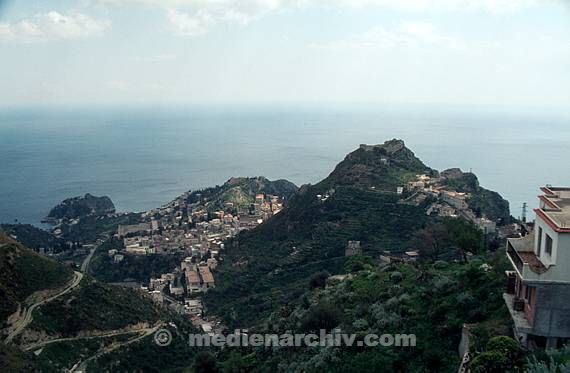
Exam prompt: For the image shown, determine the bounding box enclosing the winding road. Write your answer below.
[4,270,84,344]
[3,241,162,372]
[69,323,163,373]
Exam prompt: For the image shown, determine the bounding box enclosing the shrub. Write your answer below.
[193,351,219,373]
[352,318,369,331]
[486,336,520,354]
[390,271,403,283]
[470,351,508,373]
[309,271,330,289]
[300,302,342,332]
[433,260,449,269]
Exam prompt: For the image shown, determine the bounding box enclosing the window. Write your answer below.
[545,234,553,256]
[537,227,543,256]
[525,285,533,305]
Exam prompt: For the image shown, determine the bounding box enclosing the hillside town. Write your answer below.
[107,190,287,333]
[400,170,498,235]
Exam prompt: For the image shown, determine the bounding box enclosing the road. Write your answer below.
[69,323,163,373]
[80,246,97,273]
[22,327,145,352]
[4,270,84,344]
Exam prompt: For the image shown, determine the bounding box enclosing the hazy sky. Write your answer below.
[1,0,569,111]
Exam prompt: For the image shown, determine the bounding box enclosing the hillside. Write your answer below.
[185,176,298,211]
[0,235,185,372]
[205,140,486,327]
[214,252,513,372]
[200,140,518,372]
[0,233,74,325]
[0,224,69,253]
[440,168,510,223]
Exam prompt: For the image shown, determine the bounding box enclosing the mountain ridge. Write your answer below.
[205,139,510,328]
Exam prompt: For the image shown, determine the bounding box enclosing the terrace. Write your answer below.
[506,232,548,280]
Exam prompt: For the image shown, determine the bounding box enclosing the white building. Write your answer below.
[505,186,570,349]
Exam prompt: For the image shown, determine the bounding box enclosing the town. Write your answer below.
[107,190,286,334]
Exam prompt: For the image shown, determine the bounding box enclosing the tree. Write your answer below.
[192,351,219,373]
[470,336,525,372]
[301,302,342,332]
[445,218,483,262]
[414,224,449,261]
[309,271,330,289]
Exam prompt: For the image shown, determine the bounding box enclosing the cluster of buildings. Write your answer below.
[110,191,286,261]
[402,173,497,234]
[108,190,286,332]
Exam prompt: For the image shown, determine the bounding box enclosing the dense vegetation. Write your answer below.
[0,233,73,324]
[200,141,526,371]
[0,224,70,253]
[45,193,115,221]
[206,141,440,327]
[206,186,431,328]
[210,252,512,372]
[31,277,160,337]
[0,236,202,372]
[89,321,201,372]
[0,343,39,373]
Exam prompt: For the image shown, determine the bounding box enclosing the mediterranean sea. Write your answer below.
[1,105,568,226]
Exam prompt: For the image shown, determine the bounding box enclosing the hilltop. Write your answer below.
[44,193,115,222]
[197,140,517,371]
[185,176,298,211]
[205,140,510,328]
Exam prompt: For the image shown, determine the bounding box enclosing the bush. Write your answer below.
[433,260,449,269]
[390,271,403,283]
[309,271,330,289]
[486,336,520,354]
[470,351,508,373]
[352,318,369,331]
[345,255,374,272]
[301,302,342,332]
[193,351,219,373]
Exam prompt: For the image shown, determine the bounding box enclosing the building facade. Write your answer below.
[505,186,570,349]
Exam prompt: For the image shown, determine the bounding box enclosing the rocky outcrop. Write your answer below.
[44,193,115,222]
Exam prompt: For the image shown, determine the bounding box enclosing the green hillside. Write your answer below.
[0,235,184,372]
[205,140,457,327]
[0,234,73,325]
[30,277,160,337]
[185,176,298,211]
[214,252,513,372]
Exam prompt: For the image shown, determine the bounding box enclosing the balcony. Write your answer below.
[506,233,548,281]
[507,243,524,274]
[503,293,533,334]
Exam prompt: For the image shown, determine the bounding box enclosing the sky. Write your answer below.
[0,0,569,111]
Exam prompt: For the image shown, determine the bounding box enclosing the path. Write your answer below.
[80,246,97,273]
[4,271,84,344]
[69,323,163,373]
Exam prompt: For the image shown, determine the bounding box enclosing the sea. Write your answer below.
[1,105,569,226]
